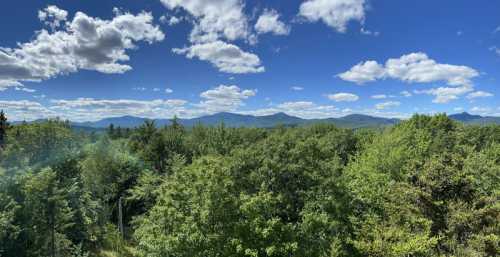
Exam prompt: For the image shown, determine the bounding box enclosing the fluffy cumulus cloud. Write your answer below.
[160,15,182,26]
[38,5,68,31]
[255,9,290,35]
[339,53,478,86]
[173,41,265,74]
[466,91,493,99]
[196,85,256,113]
[327,92,359,102]
[299,0,366,33]
[339,52,479,103]
[159,0,271,73]
[375,101,400,110]
[338,60,385,84]
[160,0,251,43]
[414,86,473,104]
[0,6,164,91]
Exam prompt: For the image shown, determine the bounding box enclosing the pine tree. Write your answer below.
[107,123,115,138]
[24,168,76,257]
[170,115,183,131]
[0,110,9,148]
[115,126,123,139]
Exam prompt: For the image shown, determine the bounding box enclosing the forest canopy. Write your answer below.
[0,111,498,257]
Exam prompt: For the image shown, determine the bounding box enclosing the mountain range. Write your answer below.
[65,112,499,129]
[11,112,500,130]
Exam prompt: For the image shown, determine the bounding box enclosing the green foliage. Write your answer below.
[0,110,8,149]
[344,114,500,256]
[0,112,498,257]
[2,119,79,168]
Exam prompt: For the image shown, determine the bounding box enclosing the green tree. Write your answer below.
[23,168,78,257]
[0,110,8,149]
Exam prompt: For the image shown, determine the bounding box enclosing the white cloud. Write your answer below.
[49,98,188,121]
[0,80,23,91]
[159,1,269,74]
[15,87,36,93]
[160,15,182,26]
[196,85,256,113]
[1,84,259,121]
[470,106,493,116]
[38,5,68,31]
[360,27,380,36]
[299,0,366,33]
[339,53,478,86]
[173,40,265,74]
[291,86,304,91]
[494,26,500,33]
[328,92,359,102]
[169,16,181,25]
[339,53,479,103]
[0,100,54,121]
[241,100,410,119]
[160,0,251,43]
[255,9,290,36]
[400,90,412,97]
[371,94,387,99]
[453,107,464,112]
[159,15,167,23]
[0,100,44,110]
[456,31,463,36]
[277,101,316,110]
[414,85,473,104]
[466,91,493,99]
[375,101,400,110]
[165,88,173,94]
[0,6,164,91]
[338,60,385,84]
[51,98,186,108]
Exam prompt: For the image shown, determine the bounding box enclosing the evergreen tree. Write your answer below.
[0,110,9,148]
[115,126,123,139]
[170,115,183,131]
[24,168,77,257]
[107,124,115,139]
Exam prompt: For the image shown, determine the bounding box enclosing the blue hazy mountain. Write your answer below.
[71,112,398,129]
[448,112,500,124]
[15,112,498,129]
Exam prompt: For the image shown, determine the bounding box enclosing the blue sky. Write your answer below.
[0,0,499,121]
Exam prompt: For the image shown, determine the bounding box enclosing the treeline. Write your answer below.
[0,111,499,257]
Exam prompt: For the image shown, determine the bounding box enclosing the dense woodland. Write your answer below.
[0,110,498,257]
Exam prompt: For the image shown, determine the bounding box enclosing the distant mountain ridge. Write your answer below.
[11,112,500,129]
[84,112,499,128]
[448,112,500,125]
[68,112,401,129]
